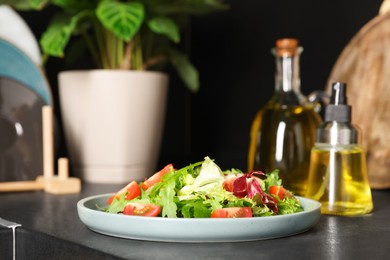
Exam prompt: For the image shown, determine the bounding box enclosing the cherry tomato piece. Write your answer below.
[210,207,252,218]
[141,164,173,190]
[123,203,161,217]
[107,181,141,204]
[222,175,238,192]
[269,186,293,200]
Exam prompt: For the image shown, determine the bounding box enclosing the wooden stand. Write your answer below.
[0,106,81,194]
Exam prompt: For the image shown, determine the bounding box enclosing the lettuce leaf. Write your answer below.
[104,157,303,218]
[178,156,224,197]
[261,169,282,192]
[277,197,304,215]
[158,177,178,218]
[180,199,211,218]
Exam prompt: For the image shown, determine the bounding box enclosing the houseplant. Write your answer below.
[6,0,228,91]
[5,0,228,183]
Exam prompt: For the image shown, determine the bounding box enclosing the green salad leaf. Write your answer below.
[261,169,282,191]
[104,157,303,218]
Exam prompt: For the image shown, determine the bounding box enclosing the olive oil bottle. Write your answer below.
[306,82,373,216]
[247,39,322,196]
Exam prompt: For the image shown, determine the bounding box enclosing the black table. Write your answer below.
[1,183,389,260]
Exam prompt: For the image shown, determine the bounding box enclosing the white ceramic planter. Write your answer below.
[58,70,169,183]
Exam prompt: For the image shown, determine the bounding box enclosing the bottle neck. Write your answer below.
[273,47,303,93]
[316,121,361,145]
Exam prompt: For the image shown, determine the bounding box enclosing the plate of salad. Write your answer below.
[77,157,321,242]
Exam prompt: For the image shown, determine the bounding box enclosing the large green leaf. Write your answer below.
[96,1,144,42]
[169,49,199,93]
[148,16,180,43]
[39,12,86,57]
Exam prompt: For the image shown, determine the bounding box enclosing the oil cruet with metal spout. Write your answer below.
[306,82,373,216]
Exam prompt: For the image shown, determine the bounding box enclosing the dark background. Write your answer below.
[19,0,383,171]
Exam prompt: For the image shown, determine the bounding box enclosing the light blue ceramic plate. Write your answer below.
[77,194,321,242]
[0,38,51,104]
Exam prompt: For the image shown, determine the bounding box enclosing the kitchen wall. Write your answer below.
[19,0,384,172]
[164,0,384,170]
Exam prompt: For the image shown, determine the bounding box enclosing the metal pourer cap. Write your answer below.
[324,82,352,123]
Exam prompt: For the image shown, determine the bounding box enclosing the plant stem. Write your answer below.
[143,55,166,70]
[120,42,132,70]
[93,20,110,69]
[117,38,123,69]
[82,31,100,68]
[104,28,115,69]
[143,28,153,64]
[132,33,143,70]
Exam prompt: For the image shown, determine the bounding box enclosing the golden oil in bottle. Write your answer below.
[306,82,373,216]
[248,104,321,196]
[307,144,373,215]
[247,38,322,196]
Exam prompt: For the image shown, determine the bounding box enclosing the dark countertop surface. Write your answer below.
[1,183,390,260]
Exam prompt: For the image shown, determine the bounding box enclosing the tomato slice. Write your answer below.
[269,186,293,200]
[107,181,141,204]
[210,207,252,218]
[222,175,239,192]
[141,163,174,190]
[123,203,161,217]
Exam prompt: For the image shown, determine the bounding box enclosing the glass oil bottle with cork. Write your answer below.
[306,82,373,216]
[247,38,322,196]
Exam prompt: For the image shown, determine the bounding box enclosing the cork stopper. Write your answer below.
[275,38,299,56]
